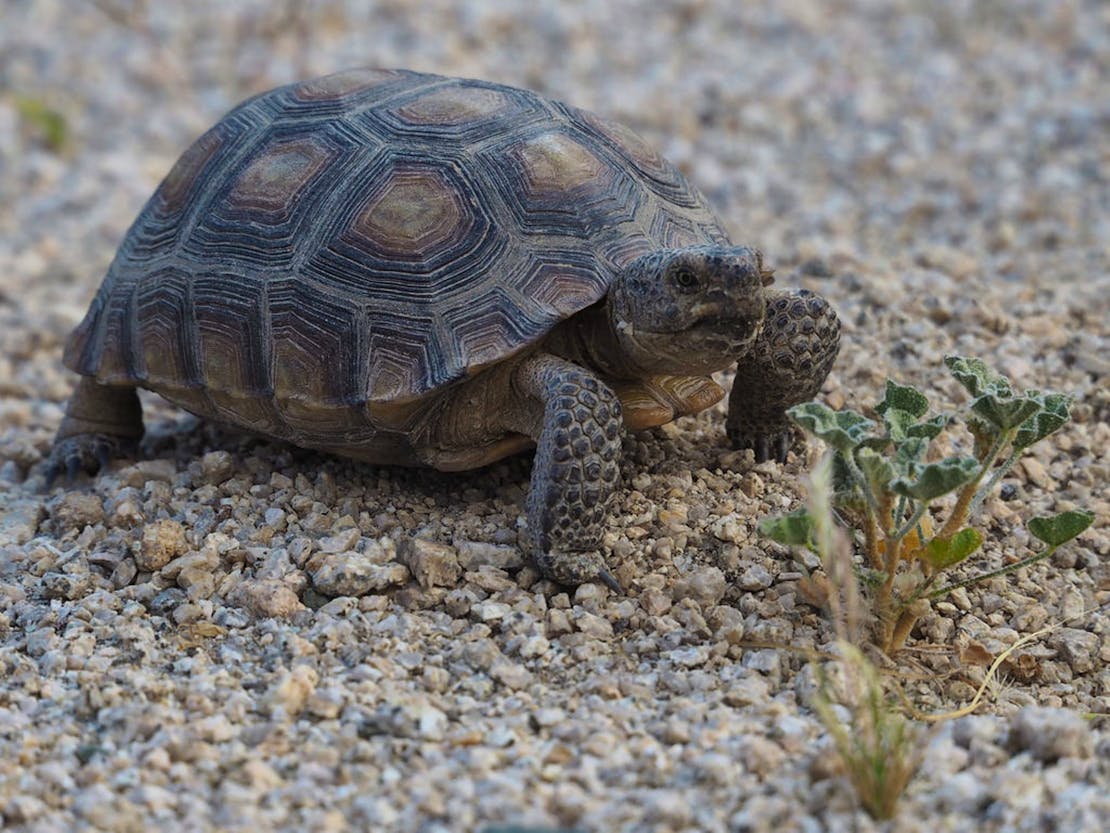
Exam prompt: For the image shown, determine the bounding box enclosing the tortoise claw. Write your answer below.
[43,434,136,489]
[597,567,622,594]
[734,427,793,464]
[43,460,62,489]
[95,441,113,473]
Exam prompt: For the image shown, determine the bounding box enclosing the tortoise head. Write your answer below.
[608,246,771,375]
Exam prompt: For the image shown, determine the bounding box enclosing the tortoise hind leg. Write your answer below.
[45,377,144,483]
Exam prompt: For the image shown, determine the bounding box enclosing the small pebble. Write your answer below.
[1009,707,1094,762]
[454,540,524,570]
[671,566,727,606]
[400,538,461,589]
[136,519,188,571]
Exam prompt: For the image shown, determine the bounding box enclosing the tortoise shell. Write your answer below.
[65,69,729,445]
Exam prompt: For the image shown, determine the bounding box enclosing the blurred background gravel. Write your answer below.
[1,2,1107,831]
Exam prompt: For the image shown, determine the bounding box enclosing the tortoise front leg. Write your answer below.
[727,288,840,462]
[511,353,623,588]
[45,377,144,483]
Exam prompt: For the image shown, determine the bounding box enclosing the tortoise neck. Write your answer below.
[543,302,647,380]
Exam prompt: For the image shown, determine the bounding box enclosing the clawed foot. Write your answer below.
[535,548,622,592]
[728,425,794,464]
[43,434,136,487]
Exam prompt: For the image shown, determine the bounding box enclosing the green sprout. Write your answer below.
[13,94,70,153]
[761,355,1093,655]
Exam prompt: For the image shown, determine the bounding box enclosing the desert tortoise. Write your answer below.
[51,69,840,587]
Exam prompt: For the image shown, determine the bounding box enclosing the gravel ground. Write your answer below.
[2,1,1108,831]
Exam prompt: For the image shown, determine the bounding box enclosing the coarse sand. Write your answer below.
[1,2,1107,831]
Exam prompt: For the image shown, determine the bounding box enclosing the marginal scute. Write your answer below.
[192,275,270,399]
[441,288,543,369]
[135,268,199,390]
[365,320,440,404]
[518,255,608,318]
[91,291,136,385]
[579,109,702,207]
[650,205,730,250]
[270,278,363,405]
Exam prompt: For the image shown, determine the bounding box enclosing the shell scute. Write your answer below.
[478,127,642,239]
[269,277,365,407]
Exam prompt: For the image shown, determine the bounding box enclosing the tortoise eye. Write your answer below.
[672,267,699,292]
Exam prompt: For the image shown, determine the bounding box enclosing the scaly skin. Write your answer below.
[726,288,841,462]
[512,353,623,588]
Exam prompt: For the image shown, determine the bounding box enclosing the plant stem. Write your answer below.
[888,608,919,653]
[928,545,1058,598]
[893,501,931,544]
[939,429,1013,539]
[966,443,1022,519]
[864,508,882,571]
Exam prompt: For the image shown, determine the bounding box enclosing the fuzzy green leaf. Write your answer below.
[881,408,919,441]
[876,380,929,419]
[856,447,895,494]
[759,508,817,548]
[1027,510,1094,547]
[857,434,894,452]
[891,457,980,501]
[891,436,930,475]
[1013,392,1072,449]
[905,413,950,440]
[971,393,1042,431]
[829,452,867,508]
[945,355,1012,398]
[922,528,983,570]
[788,402,875,454]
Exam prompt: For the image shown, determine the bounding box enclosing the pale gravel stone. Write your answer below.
[136,518,188,571]
[454,540,524,570]
[1009,707,1095,762]
[51,492,102,530]
[399,537,461,589]
[317,527,360,554]
[639,587,671,616]
[265,665,319,717]
[1050,627,1100,673]
[736,563,774,591]
[572,611,613,639]
[234,578,305,618]
[196,450,235,486]
[671,565,727,606]
[310,557,409,596]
